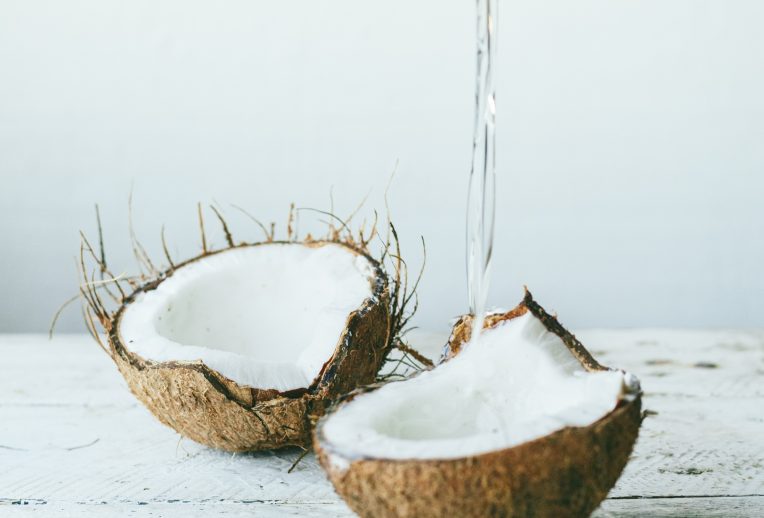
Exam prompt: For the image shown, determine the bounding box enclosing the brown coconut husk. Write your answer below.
[314,289,642,518]
[67,202,427,452]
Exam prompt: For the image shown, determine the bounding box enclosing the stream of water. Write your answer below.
[466,0,498,341]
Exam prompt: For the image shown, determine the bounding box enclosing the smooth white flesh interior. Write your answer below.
[321,311,634,461]
[119,243,376,391]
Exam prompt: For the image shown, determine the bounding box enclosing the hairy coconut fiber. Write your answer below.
[71,204,423,452]
[314,290,642,518]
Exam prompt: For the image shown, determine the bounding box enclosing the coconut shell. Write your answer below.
[445,290,605,372]
[107,241,392,452]
[314,289,642,518]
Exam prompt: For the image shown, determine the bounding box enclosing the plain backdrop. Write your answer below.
[1,0,763,333]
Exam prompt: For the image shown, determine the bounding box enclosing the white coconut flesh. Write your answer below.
[118,243,377,391]
[321,311,639,462]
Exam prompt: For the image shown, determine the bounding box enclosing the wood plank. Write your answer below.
[579,329,764,399]
[1,497,761,517]
[2,396,760,503]
[0,404,337,504]
[0,335,340,508]
[1,331,763,515]
[594,496,764,518]
[610,396,764,498]
[0,500,354,517]
[0,334,134,407]
[580,329,764,498]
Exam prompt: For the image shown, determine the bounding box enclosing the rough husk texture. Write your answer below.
[72,204,424,453]
[108,241,391,452]
[315,290,642,518]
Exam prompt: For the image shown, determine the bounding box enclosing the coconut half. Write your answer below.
[87,236,397,452]
[315,290,642,518]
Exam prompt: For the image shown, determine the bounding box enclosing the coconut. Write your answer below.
[72,205,422,452]
[314,289,642,518]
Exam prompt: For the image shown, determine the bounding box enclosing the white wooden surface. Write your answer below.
[1,330,763,517]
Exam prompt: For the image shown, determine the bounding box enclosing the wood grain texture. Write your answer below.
[2,498,761,518]
[595,496,764,517]
[1,329,763,516]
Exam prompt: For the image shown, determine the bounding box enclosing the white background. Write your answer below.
[1,0,762,333]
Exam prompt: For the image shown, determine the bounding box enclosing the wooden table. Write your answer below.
[1,330,762,517]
